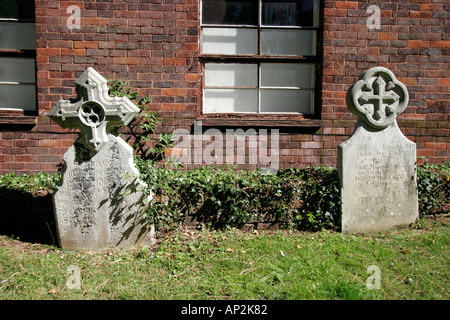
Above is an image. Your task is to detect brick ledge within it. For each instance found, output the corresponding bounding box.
[0,116,37,125]
[197,118,322,128]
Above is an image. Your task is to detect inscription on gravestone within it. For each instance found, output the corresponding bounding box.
[338,67,418,234]
[49,68,155,250]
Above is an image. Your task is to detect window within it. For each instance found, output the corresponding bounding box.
[0,0,36,112]
[201,0,320,114]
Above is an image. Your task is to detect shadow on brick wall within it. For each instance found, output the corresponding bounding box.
[0,188,57,246]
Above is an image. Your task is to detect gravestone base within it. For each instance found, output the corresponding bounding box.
[54,135,155,250]
[339,121,418,234]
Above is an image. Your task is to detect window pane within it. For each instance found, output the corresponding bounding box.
[202,0,258,25]
[0,57,35,83]
[262,0,316,27]
[204,88,258,113]
[260,63,314,88]
[205,63,257,87]
[261,29,315,56]
[260,89,313,113]
[0,84,36,110]
[202,27,258,55]
[0,0,35,20]
[0,21,36,50]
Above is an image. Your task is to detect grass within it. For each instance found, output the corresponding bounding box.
[0,217,449,300]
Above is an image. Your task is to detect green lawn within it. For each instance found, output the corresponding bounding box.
[0,217,448,300]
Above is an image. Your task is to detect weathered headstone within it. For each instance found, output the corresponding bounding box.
[48,67,155,250]
[338,67,418,234]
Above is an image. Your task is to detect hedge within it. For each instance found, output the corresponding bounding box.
[1,160,448,232]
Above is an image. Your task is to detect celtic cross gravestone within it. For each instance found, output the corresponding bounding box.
[49,67,155,250]
[338,67,418,234]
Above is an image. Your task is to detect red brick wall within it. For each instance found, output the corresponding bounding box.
[322,0,449,165]
[0,0,448,175]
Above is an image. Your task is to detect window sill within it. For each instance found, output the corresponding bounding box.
[0,49,36,57]
[197,117,322,128]
[0,115,37,125]
[199,54,317,63]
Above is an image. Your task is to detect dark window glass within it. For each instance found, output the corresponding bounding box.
[0,0,35,20]
[202,0,258,25]
[262,0,314,26]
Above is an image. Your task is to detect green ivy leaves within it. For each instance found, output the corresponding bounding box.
[1,161,448,233]
[417,159,449,215]
[0,172,61,194]
[107,78,173,162]
[137,164,342,232]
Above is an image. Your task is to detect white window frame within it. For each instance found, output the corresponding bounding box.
[203,62,315,114]
[200,0,320,115]
[0,12,37,112]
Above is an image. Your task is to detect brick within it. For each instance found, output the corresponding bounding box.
[115,42,138,50]
[15,140,39,147]
[417,149,435,157]
[407,40,430,48]
[420,4,444,11]
[83,18,109,26]
[2,163,26,171]
[116,26,139,34]
[14,155,37,162]
[429,41,450,48]
[153,35,175,43]
[380,33,397,40]
[164,58,186,66]
[36,48,61,56]
[335,1,359,9]
[83,34,107,42]
[86,49,109,57]
[73,41,99,49]
[301,142,322,149]
[162,88,188,96]
[61,48,85,56]
[410,11,433,19]
[114,11,139,19]
[114,57,139,65]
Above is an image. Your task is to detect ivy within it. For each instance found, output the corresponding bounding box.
[0,161,448,232]
[136,160,449,232]
[292,166,341,230]
[135,162,341,232]
[417,158,449,215]
[0,172,61,194]
[107,78,173,162]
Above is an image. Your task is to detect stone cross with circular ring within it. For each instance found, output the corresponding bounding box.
[346,67,409,130]
[48,67,139,155]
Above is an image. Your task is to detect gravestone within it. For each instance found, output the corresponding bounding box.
[338,67,418,234]
[48,67,155,250]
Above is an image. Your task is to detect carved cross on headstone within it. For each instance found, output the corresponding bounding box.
[347,67,408,130]
[48,67,139,155]
[359,76,400,122]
